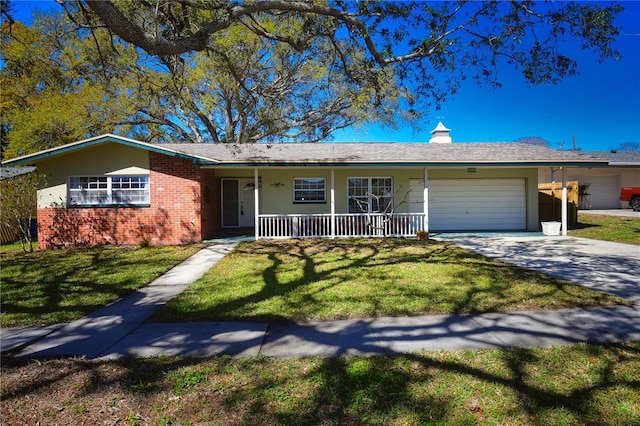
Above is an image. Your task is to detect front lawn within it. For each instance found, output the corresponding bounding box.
[571,213,640,245]
[154,239,626,323]
[0,243,205,327]
[2,341,638,425]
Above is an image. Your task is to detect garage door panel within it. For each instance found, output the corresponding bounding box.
[575,175,620,209]
[427,179,526,231]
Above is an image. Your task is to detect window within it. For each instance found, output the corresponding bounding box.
[348,177,393,213]
[69,175,149,206]
[293,178,326,203]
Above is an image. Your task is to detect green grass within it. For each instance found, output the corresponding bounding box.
[570,213,640,245]
[0,243,205,327]
[154,239,626,323]
[2,341,638,425]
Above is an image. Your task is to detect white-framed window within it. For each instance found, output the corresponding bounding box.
[293,177,326,203]
[68,175,150,206]
[348,177,393,213]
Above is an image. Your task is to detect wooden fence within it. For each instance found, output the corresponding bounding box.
[538,181,578,229]
[0,223,21,244]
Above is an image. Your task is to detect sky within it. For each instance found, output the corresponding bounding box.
[333,2,640,151]
[6,0,640,151]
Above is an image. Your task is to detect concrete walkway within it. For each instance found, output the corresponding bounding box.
[3,242,237,358]
[2,236,639,360]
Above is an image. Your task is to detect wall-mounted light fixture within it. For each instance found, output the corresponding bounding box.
[270,182,285,188]
[243,180,262,190]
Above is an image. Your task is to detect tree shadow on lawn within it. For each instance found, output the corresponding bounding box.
[450,237,640,303]
[158,239,386,322]
[1,342,638,424]
[0,246,195,327]
[158,238,621,323]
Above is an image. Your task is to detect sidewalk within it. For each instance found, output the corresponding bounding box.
[2,237,639,360]
[2,241,238,358]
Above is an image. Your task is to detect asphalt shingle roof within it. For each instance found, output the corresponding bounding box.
[584,150,640,165]
[0,134,617,168]
[158,142,609,166]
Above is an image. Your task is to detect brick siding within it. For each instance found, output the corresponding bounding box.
[38,153,217,248]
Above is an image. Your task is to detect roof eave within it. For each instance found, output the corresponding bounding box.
[204,160,610,168]
[1,134,218,167]
[607,162,640,167]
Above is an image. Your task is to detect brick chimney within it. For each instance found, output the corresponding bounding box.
[429,122,452,144]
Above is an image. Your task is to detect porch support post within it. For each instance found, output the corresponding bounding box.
[561,166,567,236]
[423,168,429,232]
[254,167,260,240]
[331,168,336,238]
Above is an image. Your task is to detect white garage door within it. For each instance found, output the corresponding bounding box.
[575,175,620,209]
[410,179,527,231]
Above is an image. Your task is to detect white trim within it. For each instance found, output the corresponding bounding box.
[254,168,260,240]
[331,168,335,238]
[423,168,429,232]
[347,176,394,213]
[68,174,149,206]
[561,167,568,236]
[292,177,327,203]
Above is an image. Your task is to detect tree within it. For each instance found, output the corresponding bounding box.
[614,142,640,152]
[123,22,404,144]
[351,184,412,238]
[1,9,405,152]
[63,1,623,86]
[1,1,625,151]
[0,16,143,158]
[0,169,47,252]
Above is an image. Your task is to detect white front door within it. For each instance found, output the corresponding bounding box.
[239,179,256,227]
[221,178,256,228]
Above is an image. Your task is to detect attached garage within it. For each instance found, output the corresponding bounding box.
[575,174,620,209]
[411,178,527,231]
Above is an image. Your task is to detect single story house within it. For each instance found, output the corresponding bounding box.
[539,150,640,210]
[2,124,609,248]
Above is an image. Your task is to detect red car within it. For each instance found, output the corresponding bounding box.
[620,187,640,211]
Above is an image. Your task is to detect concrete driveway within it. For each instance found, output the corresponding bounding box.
[579,209,639,218]
[440,235,640,303]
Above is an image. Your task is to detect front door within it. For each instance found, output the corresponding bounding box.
[221,178,256,228]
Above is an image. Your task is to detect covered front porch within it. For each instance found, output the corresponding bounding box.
[215,167,430,239]
[212,165,569,240]
[258,212,426,239]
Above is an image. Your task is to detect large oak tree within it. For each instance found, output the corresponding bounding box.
[1,1,623,153]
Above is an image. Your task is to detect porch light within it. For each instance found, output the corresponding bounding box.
[243,180,262,190]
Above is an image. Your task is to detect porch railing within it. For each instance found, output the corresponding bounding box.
[258,213,425,239]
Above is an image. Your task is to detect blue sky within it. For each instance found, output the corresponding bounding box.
[333,2,640,151]
[7,1,640,151]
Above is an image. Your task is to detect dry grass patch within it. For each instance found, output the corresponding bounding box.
[2,341,638,425]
